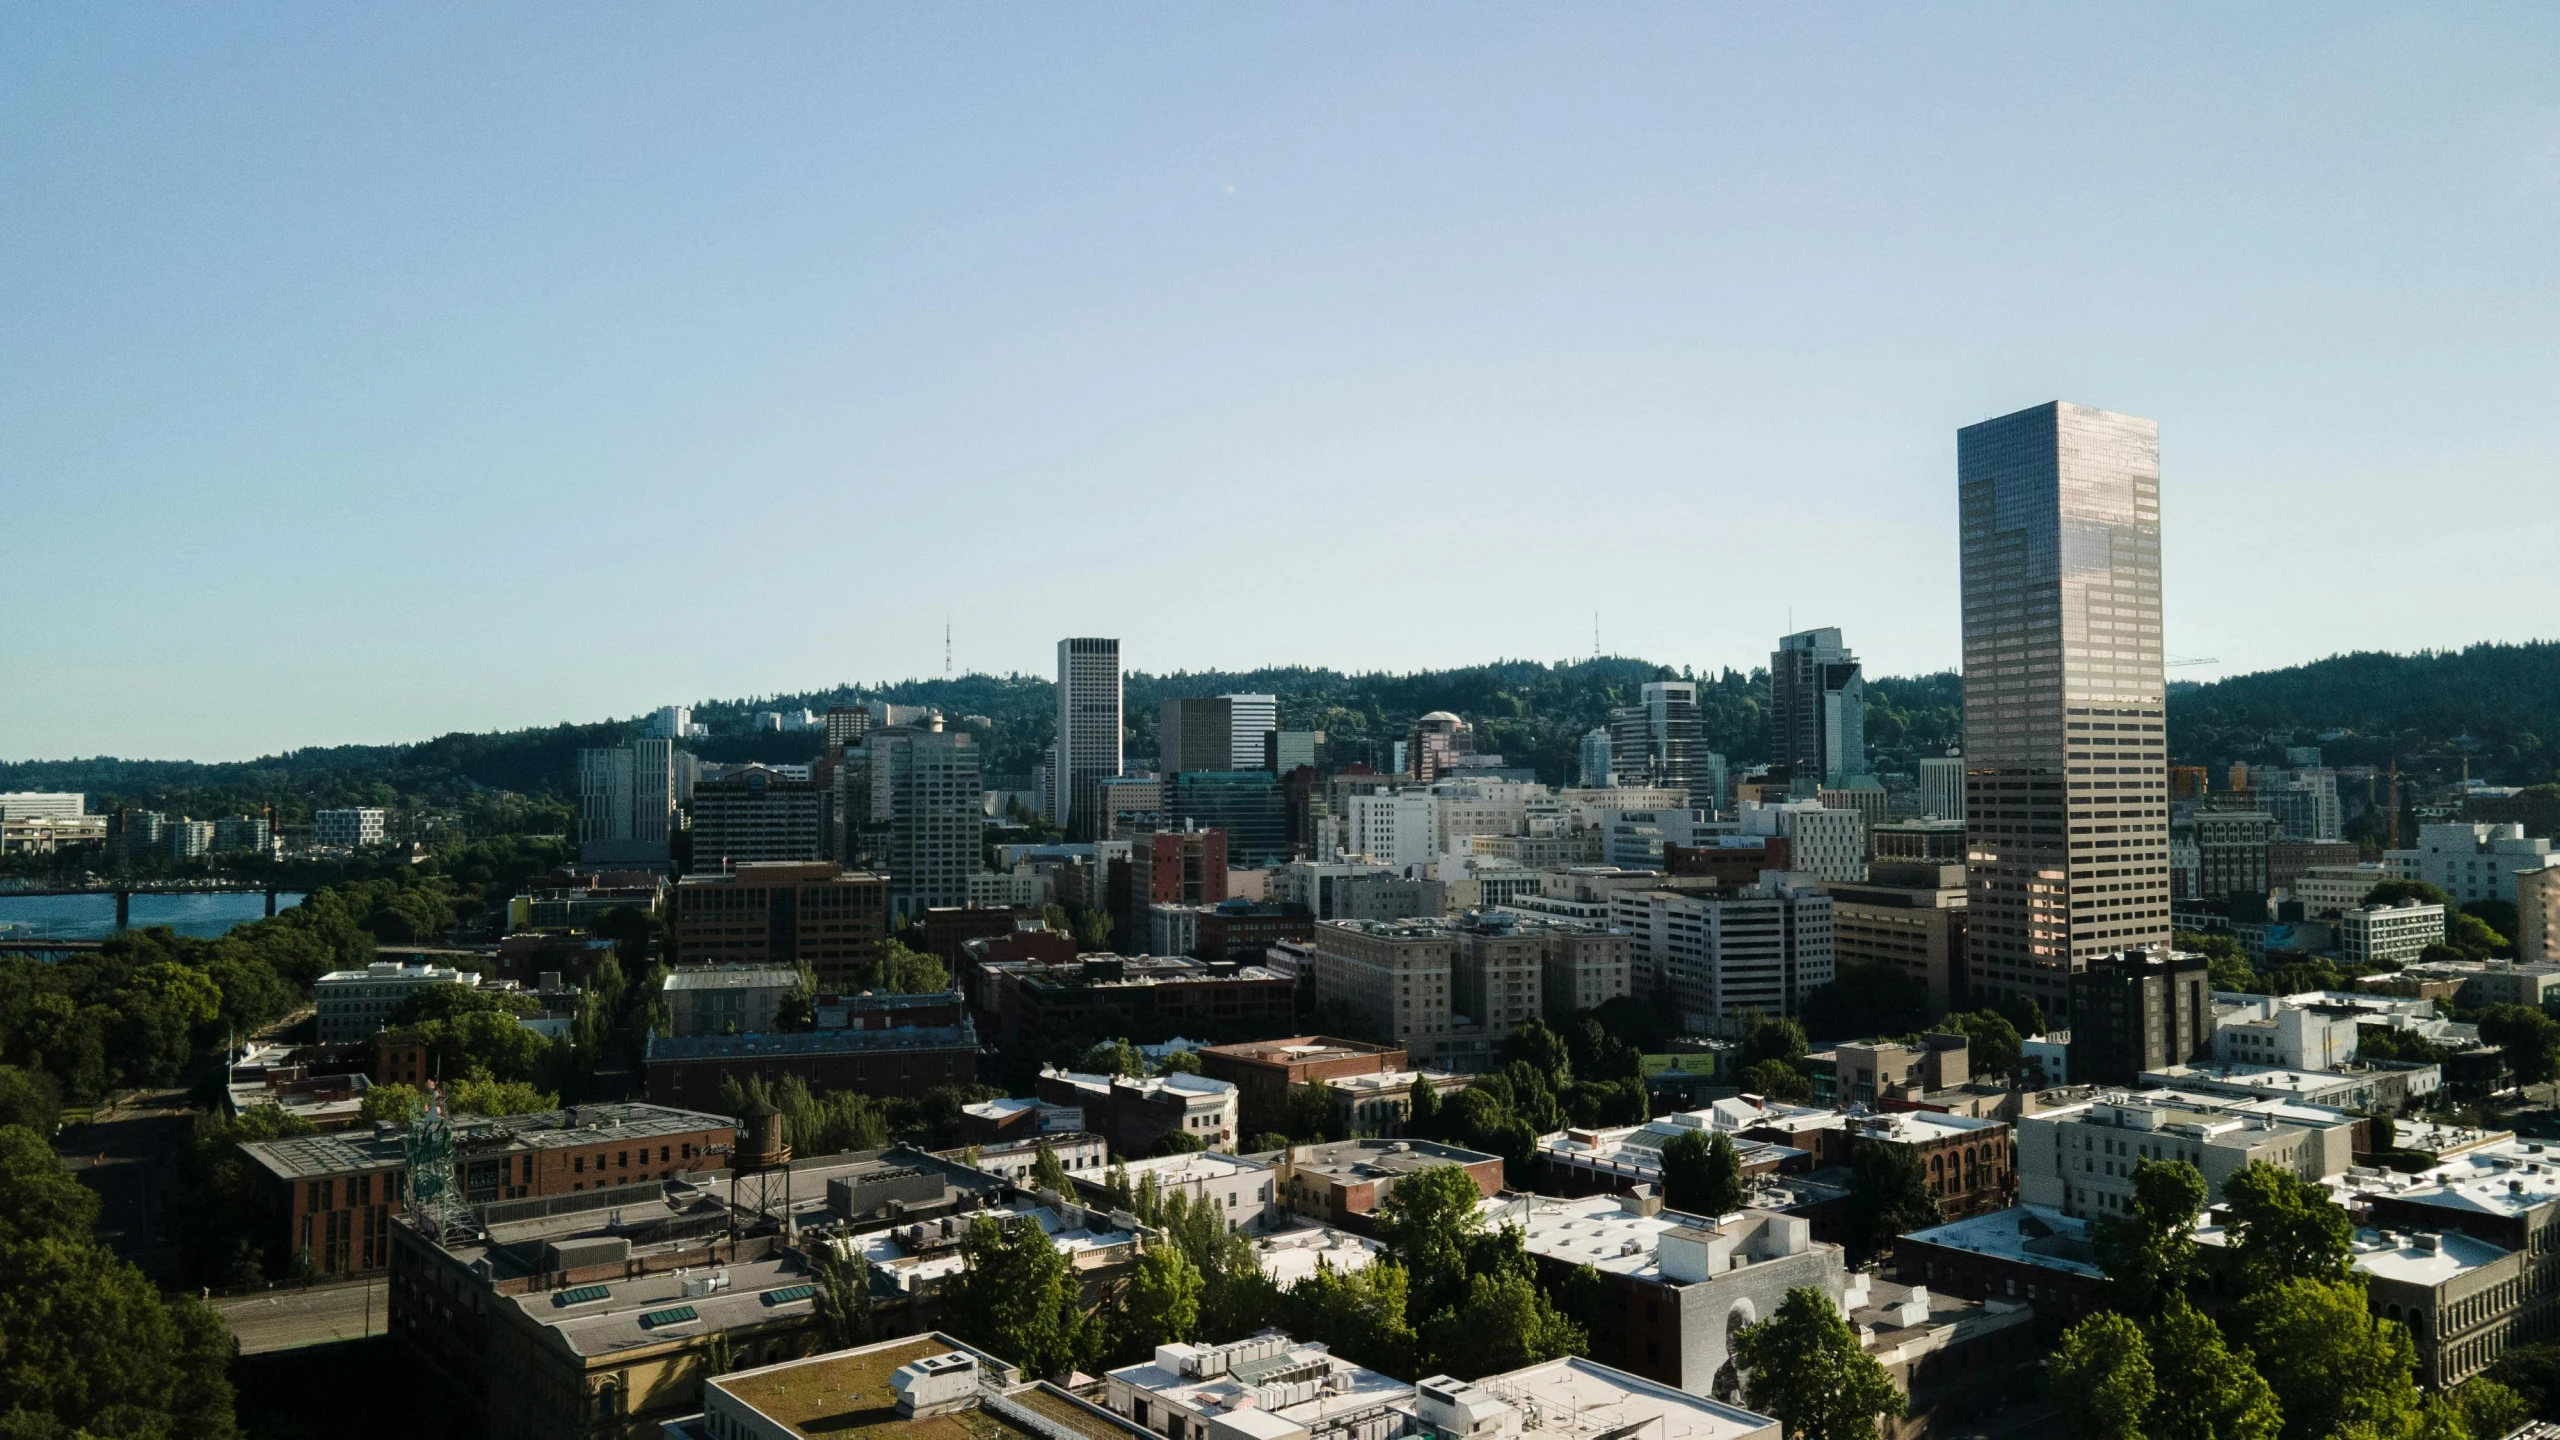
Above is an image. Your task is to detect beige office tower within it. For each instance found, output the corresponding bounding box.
[1055,637,1124,842]
[1958,402,2171,1023]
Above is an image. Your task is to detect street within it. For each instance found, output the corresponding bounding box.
[214,1278,390,1354]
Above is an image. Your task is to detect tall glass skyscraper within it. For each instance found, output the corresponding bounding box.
[1958,402,2171,1022]
[1769,627,1868,788]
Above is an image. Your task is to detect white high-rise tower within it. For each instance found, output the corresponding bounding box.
[1054,638,1123,841]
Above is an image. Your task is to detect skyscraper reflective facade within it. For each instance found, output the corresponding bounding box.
[1769,627,1867,788]
[1958,402,2171,1021]
[1609,681,1718,811]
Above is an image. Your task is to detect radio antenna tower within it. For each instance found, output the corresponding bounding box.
[944,617,952,679]
[1593,612,1601,661]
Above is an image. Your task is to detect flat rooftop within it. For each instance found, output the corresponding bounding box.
[1256,1137,1497,1181]
[1202,1037,1399,1065]
[1899,1205,2104,1279]
[1464,1356,1778,1440]
[713,1337,1038,1440]
[662,966,797,991]
[524,1251,818,1359]
[646,1023,977,1062]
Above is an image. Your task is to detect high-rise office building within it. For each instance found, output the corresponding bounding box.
[1160,697,1235,775]
[871,722,983,920]
[1054,638,1123,841]
[1958,401,2170,1022]
[1918,753,1966,822]
[1577,728,1614,788]
[1223,694,1278,771]
[578,737,677,866]
[1166,771,1287,867]
[688,766,822,871]
[1769,629,1867,788]
[1608,682,1717,811]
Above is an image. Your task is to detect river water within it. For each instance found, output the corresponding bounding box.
[0,891,307,942]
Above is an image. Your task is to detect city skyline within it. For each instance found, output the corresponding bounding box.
[6,9,2559,761]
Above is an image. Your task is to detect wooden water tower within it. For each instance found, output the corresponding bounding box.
[731,1097,793,1233]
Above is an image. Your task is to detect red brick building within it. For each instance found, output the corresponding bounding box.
[1196,901,1316,963]
[1265,1137,1504,1231]
[1130,829,1227,908]
[1198,1036,1407,1139]
[238,1102,736,1279]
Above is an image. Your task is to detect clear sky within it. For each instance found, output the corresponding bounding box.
[6,6,2557,762]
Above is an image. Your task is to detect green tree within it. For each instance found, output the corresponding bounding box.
[1115,1246,1203,1361]
[445,1075,558,1117]
[1281,1080,1338,1143]
[2220,1160,2352,1291]
[0,1125,100,1246]
[1933,1009,2022,1081]
[944,1214,1102,1378]
[2236,1277,2423,1440]
[2049,1313,2153,1440]
[1740,1058,1810,1102]
[357,1082,421,1126]
[390,980,536,1026]
[2145,1297,2280,1440]
[0,1065,62,1138]
[2446,1378,2530,1440]
[1375,1163,1487,1317]
[1502,1019,1573,1081]
[1149,1130,1207,1156]
[1733,1284,1906,1440]
[2178,930,2259,995]
[1845,1138,1941,1263]
[1155,1049,1203,1076]
[1031,1140,1075,1195]
[2364,879,2455,910]
[1406,1073,1443,1140]
[809,1243,876,1350]
[1281,1259,1416,1378]
[872,938,950,994]
[2478,1005,2560,1085]
[1660,1127,1745,1217]
[1739,1012,1809,1070]
[1081,1038,1147,1077]
[1554,1264,1624,1361]
[1424,1270,1587,1380]
[2091,1158,2207,1316]
[0,1125,239,1438]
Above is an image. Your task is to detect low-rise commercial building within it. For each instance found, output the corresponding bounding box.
[2209,995,2364,1070]
[645,1001,981,1108]
[2340,901,2448,967]
[1894,1205,2109,1341]
[980,956,1298,1054]
[1534,1113,1804,1197]
[1107,1333,1414,1440]
[1846,1111,2015,1221]
[1491,1191,1847,1400]
[1037,1068,1240,1156]
[1261,1138,1504,1230]
[1323,1069,1472,1140]
[314,807,387,850]
[662,966,797,1037]
[2017,1091,2357,1218]
[1822,863,1968,1017]
[1106,1151,1276,1231]
[241,1101,735,1281]
[314,961,484,1044]
[1197,1037,1408,1140]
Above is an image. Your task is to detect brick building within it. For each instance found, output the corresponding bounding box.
[669,862,888,989]
[1130,828,1228,909]
[1195,899,1316,962]
[238,1102,736,1279]
[1198,1036,1408,1139]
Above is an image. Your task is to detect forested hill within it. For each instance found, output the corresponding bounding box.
[2165,641,2560,782]
[9,640,2554,822]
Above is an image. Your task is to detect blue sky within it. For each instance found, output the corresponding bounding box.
[6,6,2557,761]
